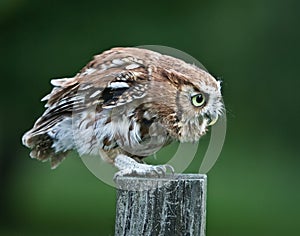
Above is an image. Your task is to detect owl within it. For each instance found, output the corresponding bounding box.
[22,47,224,177]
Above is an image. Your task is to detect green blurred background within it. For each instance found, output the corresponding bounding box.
[1,0,299,235]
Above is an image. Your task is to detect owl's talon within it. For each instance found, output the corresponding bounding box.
[113,168,135,180]
[165,164,175,174]
[153,166,165,176]
[114,154,175,178]
[151,168,161,177]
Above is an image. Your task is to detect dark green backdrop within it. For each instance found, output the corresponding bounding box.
[1,0,299,235]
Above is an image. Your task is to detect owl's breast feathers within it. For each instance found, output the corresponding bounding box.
[22,47,222,168]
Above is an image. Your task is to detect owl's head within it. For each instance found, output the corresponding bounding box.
[176,71,223,142]
[148,63,224,143]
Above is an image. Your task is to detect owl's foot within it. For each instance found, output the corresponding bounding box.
[113,154,174,179]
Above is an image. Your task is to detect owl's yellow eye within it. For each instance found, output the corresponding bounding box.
[191,94,205,107]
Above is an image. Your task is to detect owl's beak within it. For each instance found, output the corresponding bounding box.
[207,113,218,126]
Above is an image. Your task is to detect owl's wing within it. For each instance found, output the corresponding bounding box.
[101,71,148,108]
[22,53,150,167]
[32,52,150,130]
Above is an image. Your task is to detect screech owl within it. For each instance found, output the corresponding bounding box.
[22,47,224,177]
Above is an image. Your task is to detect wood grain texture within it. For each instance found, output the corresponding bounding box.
[115,174,207,236]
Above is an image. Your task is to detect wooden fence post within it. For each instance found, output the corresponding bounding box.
[114,174,207,236]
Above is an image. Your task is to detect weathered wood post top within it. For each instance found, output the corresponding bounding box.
[115,174,207,236]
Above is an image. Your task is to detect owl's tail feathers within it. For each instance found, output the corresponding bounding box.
[22,131,69,169]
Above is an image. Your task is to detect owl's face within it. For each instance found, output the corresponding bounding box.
[177,79,223,142]
[146,69,223,143]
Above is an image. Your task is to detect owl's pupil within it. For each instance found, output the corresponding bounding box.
[196,95,203,103]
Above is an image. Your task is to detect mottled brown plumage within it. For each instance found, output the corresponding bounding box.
[22,47,224,176]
